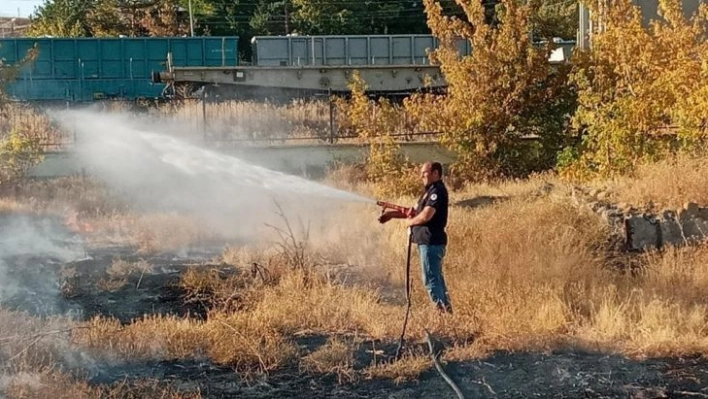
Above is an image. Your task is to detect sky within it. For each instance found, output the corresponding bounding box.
[0,0,45,18]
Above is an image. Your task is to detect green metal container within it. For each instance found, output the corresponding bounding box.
[0,37,239,102]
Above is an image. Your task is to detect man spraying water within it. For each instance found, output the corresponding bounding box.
[378,161,452,314]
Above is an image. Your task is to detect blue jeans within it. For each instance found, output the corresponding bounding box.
[418,244,451,311]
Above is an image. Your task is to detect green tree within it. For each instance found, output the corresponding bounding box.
[27,0,92,37]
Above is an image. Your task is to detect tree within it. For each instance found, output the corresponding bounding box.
[532,0,579,41]
[0,48,43,187]
[140,0,191,36]
[334,72,420,197]
[86,0,130,37]
[559,0,708,179]
[404,0,576,181]
[27,0,93,37]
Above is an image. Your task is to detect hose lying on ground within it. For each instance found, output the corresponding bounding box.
[424,329,465,399]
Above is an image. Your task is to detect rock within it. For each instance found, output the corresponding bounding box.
[662,209,676,220]
[699,207,708,219]
[625,214,661,251]
[684,202,700,217]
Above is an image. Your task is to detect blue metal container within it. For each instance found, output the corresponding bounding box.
[0,37,239,101]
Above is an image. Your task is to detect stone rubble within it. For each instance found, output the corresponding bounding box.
[570,186,708,252]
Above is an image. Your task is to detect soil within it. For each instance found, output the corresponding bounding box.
[2,215,708,398]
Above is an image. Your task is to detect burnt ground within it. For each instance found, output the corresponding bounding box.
[2,217,708,398]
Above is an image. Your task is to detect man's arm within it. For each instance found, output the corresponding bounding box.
[405,206,436,227]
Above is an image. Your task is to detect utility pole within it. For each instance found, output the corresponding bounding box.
[578,1,591,50]
[188,0,194,37]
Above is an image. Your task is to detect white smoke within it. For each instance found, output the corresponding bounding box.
[0,213,86,314]
[50,109,374,242]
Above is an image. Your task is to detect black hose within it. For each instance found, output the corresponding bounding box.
[425,329,466,399]
[394,229,413,360]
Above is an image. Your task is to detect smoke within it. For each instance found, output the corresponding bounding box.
[50,109,373,242]
[0,213,87,315]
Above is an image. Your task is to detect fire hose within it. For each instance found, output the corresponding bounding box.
[377,200,465,399]
[376,201,416,360]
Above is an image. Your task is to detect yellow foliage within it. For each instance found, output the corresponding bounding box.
[561,0,708,178]
[334,71,420,198]
[406,0,576,181]
[0,127,44,186]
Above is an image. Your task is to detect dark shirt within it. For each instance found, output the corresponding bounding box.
[411,180,449,246]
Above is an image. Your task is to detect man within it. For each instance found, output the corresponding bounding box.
[378,161,452,314]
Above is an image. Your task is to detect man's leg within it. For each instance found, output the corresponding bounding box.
[419,244,451,312]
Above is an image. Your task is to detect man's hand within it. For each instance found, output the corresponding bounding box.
[378,208,411,224]
[378,212,393,224]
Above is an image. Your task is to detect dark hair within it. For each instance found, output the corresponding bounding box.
[430,161,443,177]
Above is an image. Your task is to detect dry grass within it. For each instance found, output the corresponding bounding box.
[2,370,202,399]
[363,354,431,384]
[6,155,708,389]
[300,336,357,383]
[604,154,708,209]
[1,99,431,152]
[74,315,207,361]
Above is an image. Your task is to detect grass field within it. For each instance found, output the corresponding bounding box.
[2,152,708,397]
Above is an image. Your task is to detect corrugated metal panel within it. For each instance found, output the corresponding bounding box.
[252,34,470,67]
[0,37,239,102]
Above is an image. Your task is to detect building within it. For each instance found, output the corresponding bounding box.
[578,0,703,49]
[0,17,30,38]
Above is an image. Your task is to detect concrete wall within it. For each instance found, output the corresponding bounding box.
[625,203,708,251]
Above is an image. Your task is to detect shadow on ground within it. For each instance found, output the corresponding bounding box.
[454,196,510,209]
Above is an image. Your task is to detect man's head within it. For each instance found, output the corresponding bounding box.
[420,161,443,186]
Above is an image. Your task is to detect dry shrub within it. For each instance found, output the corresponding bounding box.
[0,104,68,151]
[166,99,331,143]
[2,371,201,399]
[179,265,258,311]
[1,176,127,217]
[322,162,371,195]
[363,354,430,384]
[243,269,400,338]
[300,337,356,383]
[0,310,77,371]
[73,315,207,361]
[205,313,299,373]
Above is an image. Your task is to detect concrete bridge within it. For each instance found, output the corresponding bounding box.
[29,141,458,178]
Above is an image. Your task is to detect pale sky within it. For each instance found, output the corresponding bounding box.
[0,0,46,18]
